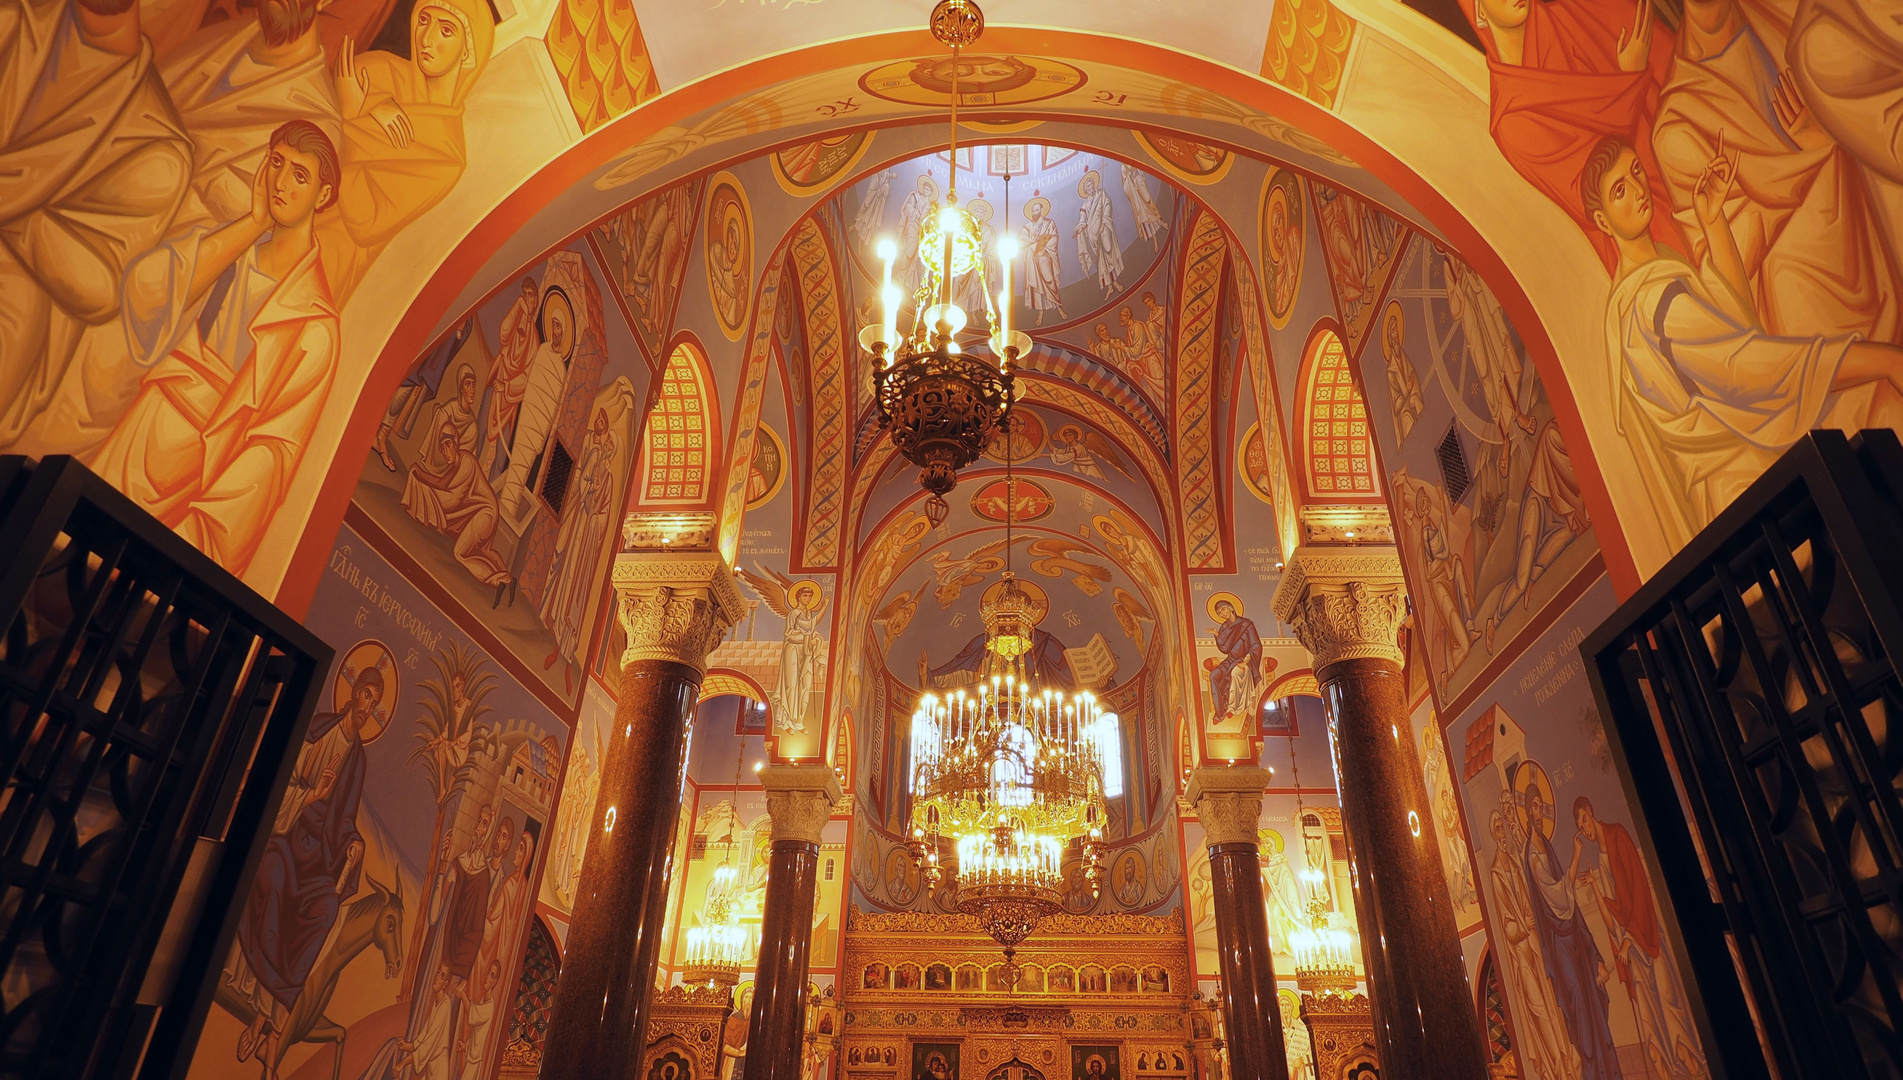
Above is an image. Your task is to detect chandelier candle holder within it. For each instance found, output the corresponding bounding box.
[682,863,749,987]
[860,0,1032,527]
[907,574,1118,964]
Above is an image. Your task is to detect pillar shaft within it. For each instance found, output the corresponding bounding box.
[744,766,841,1080]
[1274,547,1487,1080]
[1186,768,1289,1080]
[543,525,742,1080]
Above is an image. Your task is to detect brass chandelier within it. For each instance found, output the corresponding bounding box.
[1282,733,1359,998]
[683,739,755,987]
[861,0,1031,527]
[906,446,1117,965]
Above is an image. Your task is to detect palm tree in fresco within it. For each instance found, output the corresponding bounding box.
[400,642,497,1000]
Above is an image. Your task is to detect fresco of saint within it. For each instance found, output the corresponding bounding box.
[1019,195,1067,325]
[1207,596,1262,723]
[1074,169,1124,298]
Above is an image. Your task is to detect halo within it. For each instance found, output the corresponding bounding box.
[1259,827,1285,854]
[1077,169,1101,197]
[967,197,994,223]
[1383,299,1405,348]
[1511,760,1556,841]
[332,640,398,744]
[1024,196,1051,221]
[790,581,825,611]
[1265,185,1291,260]
[1206,592,1244,621]
[1055,423,1083,445]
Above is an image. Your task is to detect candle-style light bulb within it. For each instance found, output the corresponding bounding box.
[877,237,899,357]
[996,234,1018,349]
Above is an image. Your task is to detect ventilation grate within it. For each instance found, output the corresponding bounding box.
[539,438,575,515]
[1435,422,1472,504]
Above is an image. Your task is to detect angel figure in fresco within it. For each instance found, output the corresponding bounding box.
[896,172,939,297]
[1572,797,1707,1078]
[541,406,624,683]
[1121,162,1167,247]
[1074,169,1124,297]
[1019,195,1068,325]
[93,122,342,579]
[0,0,191,460]
[873,583,924,653]
[1051,424,1129,480]
[739,566,829,734]
[609,184,694,332]
[1206,597,1262,724]
[926,538,1011,607]
[1651,0,1902,346]
[1111,587,1154,654]
[1380,302,1425,444]
[318,0,493,304]
[852,168,896,251]
[478,278,541,474]
[1026,537,1112,597]
[1586,136,1903,551]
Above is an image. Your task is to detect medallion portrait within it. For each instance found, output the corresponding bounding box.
[705,174,753,341]
[860,55,1084,107]
[1259,168,1305,329]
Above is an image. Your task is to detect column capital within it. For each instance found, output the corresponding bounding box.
[759,764,842,845]
[1271,546,1407,670]
[1185,766,1270,847]
[613,512,745,676]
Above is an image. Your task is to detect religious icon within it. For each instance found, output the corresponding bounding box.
[1134,130,1232,182]
[1111,849,1147,908]
[1109,967,1139,993]
[924,963,953,990]
[1259,168,1305,329]
[1141,966,1170,993]
[737,566,828,735]
[1071,1046,1120,1080]
[912,1044,961,1080]
[864,962,891,989]
[1078,966,1108,993]
[858,55,1084,107]
[970,477,1054,523]
[772,131,873,194]
[1047,966,1076,993]
[705,176,753,341]
[1205,593,1263,726]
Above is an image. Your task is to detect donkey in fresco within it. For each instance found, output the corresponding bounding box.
[217,875,406,1080]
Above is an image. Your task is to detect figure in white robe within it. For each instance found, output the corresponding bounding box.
[1488,810,1578,1080]
[93,122,342,580]
[1073,170,1124,297]
[894,174,938,299]
[1018,197,1066,325]
[737,567,828,735]
[852,168,895,252]
[1121,162,1167,246]
[495,287,577,525]
[402,969,458,1080]
[1586,136,1903,552]
[540,410,620,669]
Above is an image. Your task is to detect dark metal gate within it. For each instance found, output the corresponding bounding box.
[1585,430,1903,1080]
[0,456,329,1080]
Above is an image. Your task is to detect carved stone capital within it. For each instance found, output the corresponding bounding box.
[760,764,842,845]
[612,551,744,676]
[1271,546,1407,670]
[1184,767,1270,847]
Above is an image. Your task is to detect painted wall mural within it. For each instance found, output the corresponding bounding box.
[185,525,566,1080]
[353,240,646,707]
[1357,237,1600,710]
[1452,578,1707,1080]
[1459,0,1903,568]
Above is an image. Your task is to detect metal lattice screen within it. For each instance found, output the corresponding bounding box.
[1586,431,1903,1080]
[0,457,328,1080]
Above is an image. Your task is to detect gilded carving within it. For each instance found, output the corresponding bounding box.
[613,552,745,674]
[1299,992,1379,1080]
[638,984,734,1080]
[1183,768,1269,848]
[1271,547,1407,669]
[762,764,842,845]
[845,905,1184,937]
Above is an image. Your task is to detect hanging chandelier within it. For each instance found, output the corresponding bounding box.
[906,453,1116,965]
[1281,734,1359,999]
[860,0,1031,527]
[683,740,757,987]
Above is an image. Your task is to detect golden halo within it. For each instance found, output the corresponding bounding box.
[332,639,398,744]
[790,581,825,611]
[1383,300,1405,349]
[1077,169,1102,197]
[1511,760,1556,842]
[1206,592,1244,621]
[1055,423,1083,445]
[967,197,994,223]
[1024,196,1052,221]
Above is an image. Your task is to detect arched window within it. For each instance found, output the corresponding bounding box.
[638,342,715,505]
[1298,328,1377,497]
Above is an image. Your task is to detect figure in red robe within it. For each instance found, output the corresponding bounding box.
[1463,0,1687,270]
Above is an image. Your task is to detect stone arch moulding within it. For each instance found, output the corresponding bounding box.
[276,28,1640,617]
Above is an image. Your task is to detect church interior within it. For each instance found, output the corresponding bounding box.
[3,1,1903,1080]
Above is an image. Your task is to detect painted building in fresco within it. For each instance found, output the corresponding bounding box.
[4,0,1899,1078]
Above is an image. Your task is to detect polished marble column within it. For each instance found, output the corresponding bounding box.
[1184,766,1289,1080]
[743,765,841,1080]
[543,519,743,1080]
[1273,546,1486,1080]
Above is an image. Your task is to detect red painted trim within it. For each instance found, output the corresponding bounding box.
[280,28,1641,617]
